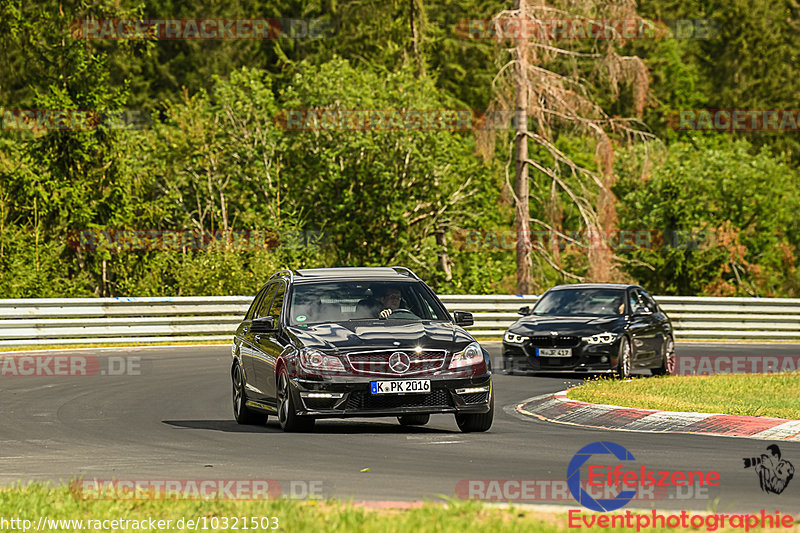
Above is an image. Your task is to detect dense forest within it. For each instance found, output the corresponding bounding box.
[1,0,799,297]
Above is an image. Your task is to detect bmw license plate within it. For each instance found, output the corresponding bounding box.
[537,348,572,358]
[370,380,431,394]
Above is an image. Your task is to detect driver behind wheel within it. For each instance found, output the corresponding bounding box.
[377,287,402,318]
[355,286,405,318]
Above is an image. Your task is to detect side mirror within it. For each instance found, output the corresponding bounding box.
[453,311,474,327]
[251,316,276,333]
[633,306,652,317]
[518,306,531,316]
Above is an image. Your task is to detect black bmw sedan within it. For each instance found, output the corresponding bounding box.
[231,267,493,432]
[502,284,675,377]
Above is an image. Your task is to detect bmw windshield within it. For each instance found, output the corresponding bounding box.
[532,288,626,317]
[288,281,450,326]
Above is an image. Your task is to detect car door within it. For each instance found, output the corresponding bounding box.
[626,288,649,363]
[237,286,264,383]
[640,288,670,357]
[630,288,660,363]
[243,283,276,399]
[252,280,287,405]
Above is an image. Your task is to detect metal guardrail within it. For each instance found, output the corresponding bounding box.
[439,295,800,341]
[1,295,799,346]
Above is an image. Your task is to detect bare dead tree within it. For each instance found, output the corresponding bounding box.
[513,0,532,294]
[483,0,656,291]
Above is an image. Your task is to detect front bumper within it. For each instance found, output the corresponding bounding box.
[502,340,620,373]
[288,376,492,418]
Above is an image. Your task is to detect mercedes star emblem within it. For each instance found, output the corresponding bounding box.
[388,352,411,374]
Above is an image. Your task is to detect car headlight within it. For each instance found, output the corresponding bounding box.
[503,331,529,344]
[448,342,484,369]
[582,332,619,345]
[298,349,345,372]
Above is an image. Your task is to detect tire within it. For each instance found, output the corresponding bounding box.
[397,414,430,426]
[277,368,315,432]
[232,364,266,425]
[616,337,632,379]
[455,394,494,433]
[652,336,676,376]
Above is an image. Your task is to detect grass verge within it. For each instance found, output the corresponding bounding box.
[568,373,800,419]
[4,484,800,532]
[0,340,230,353]
[0,484,564,533]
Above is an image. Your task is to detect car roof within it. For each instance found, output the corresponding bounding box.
[548,283,640,291]
[271,267,421,283]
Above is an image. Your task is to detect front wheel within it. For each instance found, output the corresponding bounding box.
[616,337,632,379]
[277,369,315,432]
[232,364,266,425]
[455,395,494,433]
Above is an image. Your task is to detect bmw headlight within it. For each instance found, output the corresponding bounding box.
[298,348,345,372]
[448,342,484,369]
[582,332,619,345]
[503,331,529,344]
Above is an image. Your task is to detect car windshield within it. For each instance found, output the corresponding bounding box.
[288,281,450,326]
[532,288,626,317]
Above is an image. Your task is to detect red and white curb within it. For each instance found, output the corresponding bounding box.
[516,390,800,441]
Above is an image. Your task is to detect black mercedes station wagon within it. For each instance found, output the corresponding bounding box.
[502,284,675,377]
[231,267,493,432]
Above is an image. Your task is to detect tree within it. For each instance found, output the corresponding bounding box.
[278,58,491,273]
[615,136,800,296]
[0,1,144,296]
[484,0,653,292]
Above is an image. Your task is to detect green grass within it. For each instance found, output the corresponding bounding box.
[0,340,230,353]
[4,484,800,532]
[568,373,800,419]
[0,484,565,533]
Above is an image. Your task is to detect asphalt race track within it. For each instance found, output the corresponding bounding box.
[2,342,800,513]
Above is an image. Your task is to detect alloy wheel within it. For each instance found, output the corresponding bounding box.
[617,338,632,378]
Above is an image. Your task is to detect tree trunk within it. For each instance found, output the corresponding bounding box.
[513,0,532,294]
[589,136,617,282]
[435,228,453,282]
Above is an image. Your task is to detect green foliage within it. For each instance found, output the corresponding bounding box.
[2,0,800,298]
[615,136,800,296]
[279,59,493,270]
[637,0,800,160]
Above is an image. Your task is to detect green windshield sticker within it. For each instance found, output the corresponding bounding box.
[297,315,307,322]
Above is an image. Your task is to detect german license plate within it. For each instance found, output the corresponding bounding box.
[370,380,431,394]
[537,348,572,358]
